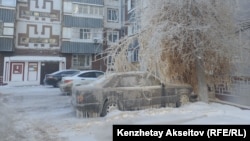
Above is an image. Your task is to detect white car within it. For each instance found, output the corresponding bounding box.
[59,70,104,95]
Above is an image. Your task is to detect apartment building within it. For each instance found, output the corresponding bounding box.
[126,0,140,63]
[0,0,126,86]
[61,0,104,71]
[3,0,66,86]
[0,0,16,84]
[103,0,126,70]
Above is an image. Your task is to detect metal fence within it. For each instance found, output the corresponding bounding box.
[213,75,250,107]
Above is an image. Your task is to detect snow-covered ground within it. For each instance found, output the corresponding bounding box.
[0,85,250,141]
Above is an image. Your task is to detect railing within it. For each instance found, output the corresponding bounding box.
[213,75,250,107]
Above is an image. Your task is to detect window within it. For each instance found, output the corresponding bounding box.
[0,0,16,7]
[79,72,96,78]
[127,0,135,11]
[72,54,92,68]
[108,31,119,42]
[129,39,139,62]
[80,29,91,39]
[0,21,3,35]
[73,4,78,13]
[99,7,103,16]
[132,48,139,62]
[96,72,104,77]
[108,8,118,22]
[131,0,135,9]
[73,4,103,16]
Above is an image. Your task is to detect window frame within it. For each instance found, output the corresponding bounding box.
[80,28,91,39]
[107,8,119,22]
[72,54,92,68]
[72,4,103,16]
[108,31,119,43]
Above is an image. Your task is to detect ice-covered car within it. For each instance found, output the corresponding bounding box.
[59,70,104,95]
[71,71,196,118]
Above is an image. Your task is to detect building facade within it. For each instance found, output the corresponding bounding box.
[0,0,126,86]
[0,0,16,84]
[103,0,126,70]
[3,0,66,86]
[62,0,104,71]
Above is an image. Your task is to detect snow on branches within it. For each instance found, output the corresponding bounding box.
[102,0,238,94]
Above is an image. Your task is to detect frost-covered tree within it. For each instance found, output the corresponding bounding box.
[103,0,238,103]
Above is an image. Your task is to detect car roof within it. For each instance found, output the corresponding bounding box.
[51,69,80,74]
[78,70,104,73]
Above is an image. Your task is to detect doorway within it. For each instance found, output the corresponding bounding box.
[40,62,59,84]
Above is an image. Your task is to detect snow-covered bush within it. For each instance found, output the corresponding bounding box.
[102,0,238,101]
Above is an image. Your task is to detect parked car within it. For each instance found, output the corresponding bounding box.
[71,71,197,118]
[44,69,80,87]
[59,70,104,95]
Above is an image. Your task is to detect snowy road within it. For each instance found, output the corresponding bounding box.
[1,85,250,141]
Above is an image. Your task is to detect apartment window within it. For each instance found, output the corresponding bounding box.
[99,7,103,16]
[0,21,3,35]
[128,39,139,62]
[108,31,119,42]
[72,54,92,68]
[73,4,78,13]
[78,5,88,14]
[128,0,135,11]
[131,48,139,62]
[131,0,135,9]
[108,8,118,22]
[80,29,91,39]
[73,4,103,16]
[0,0,16,6]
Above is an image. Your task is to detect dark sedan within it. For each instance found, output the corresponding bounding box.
[44,69,80,87]
[72,71,197,118]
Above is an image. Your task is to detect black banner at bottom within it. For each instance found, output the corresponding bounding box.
[113,125,250,140]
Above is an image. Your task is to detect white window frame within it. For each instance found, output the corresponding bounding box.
[108,31,119,43]
[127,0,135,11]
[73,4,103,16]
[80,28,91,39]
[130,47,139,62]
[107,8,119,22]
[72,54,92,68]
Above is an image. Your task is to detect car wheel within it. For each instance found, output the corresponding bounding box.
[176,94,190,107]
[100,100,118,117]
[53,81,60,88]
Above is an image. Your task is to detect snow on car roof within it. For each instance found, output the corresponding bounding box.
[76,71,152,88]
